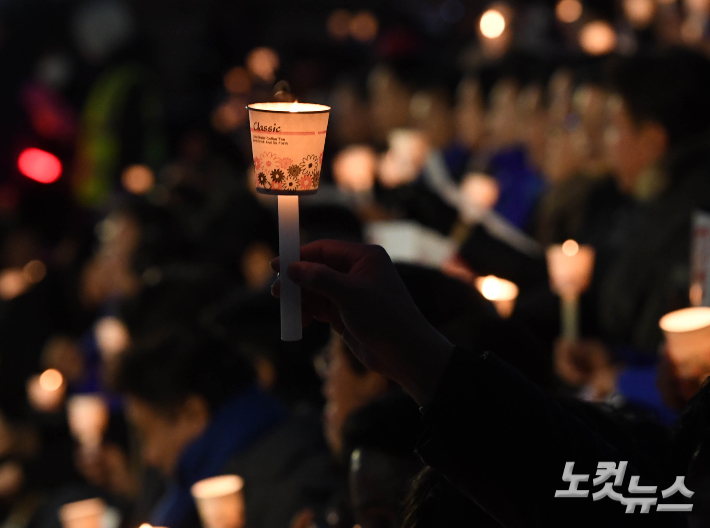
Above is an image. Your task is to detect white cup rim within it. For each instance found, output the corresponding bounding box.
[659,306,710,334]
[191,475,244,499]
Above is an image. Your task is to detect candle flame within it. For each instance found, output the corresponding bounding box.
[39,369,63,392]
[476,275,519,302]
[561,239,579,257]
[289,101,299,112]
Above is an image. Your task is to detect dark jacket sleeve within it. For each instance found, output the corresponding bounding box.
[415,347,683,528]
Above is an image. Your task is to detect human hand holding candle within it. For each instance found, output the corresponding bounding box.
[546,240,595,339]
[248,102,330,341]
[378,129,428,189]
[191,475,246,528]
[459,173,500,225]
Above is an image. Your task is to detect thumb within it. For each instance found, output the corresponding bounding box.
[287,261,352,305]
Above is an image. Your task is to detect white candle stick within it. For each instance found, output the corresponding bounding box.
[278,195,302,341]
[561,295,580,340]
[546,240,595,340]
[247,102,330,342]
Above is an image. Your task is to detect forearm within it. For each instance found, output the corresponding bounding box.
[415,347,675,528]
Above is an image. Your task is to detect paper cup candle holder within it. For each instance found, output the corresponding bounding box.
[247,102,330,341]
[546,240,595,340]
[660,306,710,379]
[191,475,246,528]
[59,498,106,528]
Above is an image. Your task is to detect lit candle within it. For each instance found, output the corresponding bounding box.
[66,394,109,452]
[659,306,710,380]
[27,369,65,413]
[191,475,246,528]
[59,498,106,528]
[247,102,330,341]
[475,275,519,318]
[546,240,595,339]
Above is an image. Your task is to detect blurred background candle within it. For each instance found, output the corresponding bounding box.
[247,102,330,341]
[66,394,109,452]
[659,307,710,397]
[26,368,65,413]
[475,275,518,318]
[59,498,106,528]
[191,475,246,528]
[546,240,595,339]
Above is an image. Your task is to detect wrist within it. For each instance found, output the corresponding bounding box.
[398,331,455,406]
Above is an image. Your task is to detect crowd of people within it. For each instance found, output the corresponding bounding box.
[2,0,710,527]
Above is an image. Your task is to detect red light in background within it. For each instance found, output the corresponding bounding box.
[17,148,62,184]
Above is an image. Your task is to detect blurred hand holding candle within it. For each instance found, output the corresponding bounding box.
[475,275,518,318]
[332,145,377,196]
[27,368,65,413]
[459,172,500,225]
[191,475,246,528]
[67,394,109,452]
[546,240,595,339]
[247,102,330,341]
[660,307,710,400]
[378,129,428,189]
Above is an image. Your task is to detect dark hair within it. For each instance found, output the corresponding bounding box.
[609,48,710,148]
[115,326,255,415]
[402,467,503,528]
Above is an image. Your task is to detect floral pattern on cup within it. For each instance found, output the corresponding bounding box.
[254,152,321,193]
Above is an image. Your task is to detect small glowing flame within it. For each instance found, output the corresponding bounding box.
[39,369,63,391]
[476,275,519,302]
[480,9,506,39]
[562,239,579,257]
[289,101,299,113]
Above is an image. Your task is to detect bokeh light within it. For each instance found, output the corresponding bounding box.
[211,98,248,133]
[39,369,63,392]
[0,269,29,300]
[480,9,506,38]
[17,148,62,184]
[623,0,656,28]
[332,145,378,193]
[223,66,252,95]
[95,316,130,359]
[681,15,705,43]
[327,9,352,40]
[562,239,580,256]
[476,275,519,302]
[246,47,279,83]
[685,0,710,15]
[350,11,379,42]
[23,260,46,283]
[121,164,155,195]
[579,20,617,55]
[556,0,583,23]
